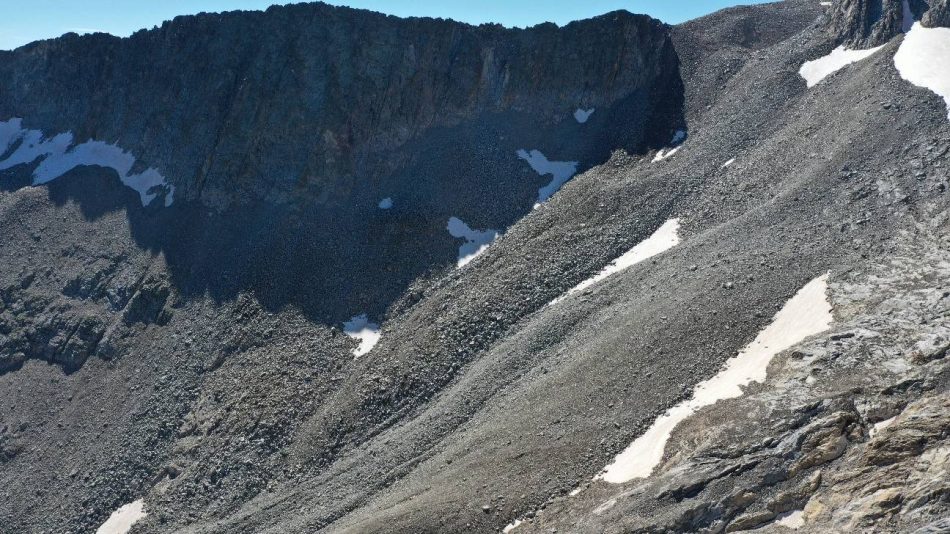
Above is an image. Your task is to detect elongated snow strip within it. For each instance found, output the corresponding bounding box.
[598,275,833,483]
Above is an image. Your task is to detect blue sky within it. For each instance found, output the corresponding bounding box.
[0,0,771,50]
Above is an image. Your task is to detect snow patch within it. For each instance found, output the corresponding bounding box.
[776,510,806,530]
[894,23,950,120]
[574,108,595,123]
[516,149,578,206]
[652,130,686,162]
[502,519,522,533]
[0,118,174,206]
[599,275,833,483]
[96,500,147,534]
[378,197,393,209]
[798,45,885,88]
[343,314,381,357]
[447,216,499,267]
[870,416,897,437]
[652,146,680,162]
[551,219,680,306]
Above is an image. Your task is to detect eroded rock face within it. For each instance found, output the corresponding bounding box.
[0,2,679,210]
[827,0,928,47]
[922,0,950,27]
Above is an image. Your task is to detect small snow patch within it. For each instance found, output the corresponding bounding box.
[599,275,833,483]
[551,219,680,306]
[574,108,595,123]
[378,197,393,209]
[894,23,950,120]
[516,149,578,206]
[343,314,381,357]
[0,118,174,206]
[447,216,499,267]
[652,131,686,163]
[502,519,522,533]
[652,146,680,162]
[799,45,884,88]
[776,510,806,530]
[96,500,146,534]
[870,416,897,437]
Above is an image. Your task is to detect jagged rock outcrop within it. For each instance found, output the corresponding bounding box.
[922,0,950,26]
[827,0,928,47]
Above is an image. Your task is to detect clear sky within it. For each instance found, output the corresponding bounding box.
[0,0,771,51]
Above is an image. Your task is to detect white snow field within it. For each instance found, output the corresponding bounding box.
[599,275,833,483]
[343,314,382,357]
[96,500,147,534]
[516,149,579,206]
[798,45,885,87]
[574,108,595,123]
[894,23,950,120]
[0,118,174,206]
[447,216,499,267]
[550,219,681,306]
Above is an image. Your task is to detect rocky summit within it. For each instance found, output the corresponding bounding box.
[0,1,949,533]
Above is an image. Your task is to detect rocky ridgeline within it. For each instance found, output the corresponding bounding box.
[0,2,678,209]
[828,0,949,46]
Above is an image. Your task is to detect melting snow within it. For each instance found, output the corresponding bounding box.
[894,23,950,120]
[378,197,393,209]
[599,275,833,483]
[0,118,174,206]
[798,45,885,88]
[447,216,499,267]
[516,149,578,206]
[96,500,146,534]
[343,314,381,357]
[550,219,681,306]
[574,108,595,123]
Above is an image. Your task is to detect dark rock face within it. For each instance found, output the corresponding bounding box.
[827,0,928,46]
[0,2,682,333]
[0,3,678,209]
[923,0,950,26]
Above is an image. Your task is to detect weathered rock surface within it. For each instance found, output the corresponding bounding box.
[827,0,927,46]
[1,0,950,533]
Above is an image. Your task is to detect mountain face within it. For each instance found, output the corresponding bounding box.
[0,3,681,368]
[1,1,950,533]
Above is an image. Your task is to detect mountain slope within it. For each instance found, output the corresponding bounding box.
[1,1,950,533]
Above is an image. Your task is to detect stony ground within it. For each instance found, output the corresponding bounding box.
[1,1,949,533]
